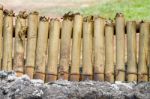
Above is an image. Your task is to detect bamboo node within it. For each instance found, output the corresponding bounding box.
[3,9,15,16]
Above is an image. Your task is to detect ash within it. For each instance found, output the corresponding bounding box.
[0,71,149,99]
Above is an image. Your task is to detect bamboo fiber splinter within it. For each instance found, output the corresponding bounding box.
[70,14,83,81]
[58,14,73,80]
[34,16,49,80]
[115,13,125,81]
[2,9,14,71]
[14,11,27,77]
[127,21,137,81]
[93,17,105,81]
[46,19,60,82]
[82,17,93,80]
[0,5,3,70]
[138,22,149,82]
[25,11,39,79]
[105,20,114,82]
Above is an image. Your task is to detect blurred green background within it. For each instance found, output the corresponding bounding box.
[1,0,150,20]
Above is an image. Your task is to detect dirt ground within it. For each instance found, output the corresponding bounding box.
[0,71,149,99]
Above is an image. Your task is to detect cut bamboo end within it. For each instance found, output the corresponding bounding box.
[46,74,57,82]
[40,16,49,22]
[82,75,92,81]
[70,74,80,81]
[25,66,34,79]
[34,72,45,81]
[3,9,15,16]
[17,11,28,19]
[29,11,39,15]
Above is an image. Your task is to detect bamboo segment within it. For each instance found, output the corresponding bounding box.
[14,11,27,77]
[70,14,83,81]
[138,22,149,82]
[58,16,73,80]
[2,10,14,71]
[127,21,137,82]
[105,20,114,83]
[34,17,49,81]
[25,12,39,79]
[0,5,3,70]
[115,13,125,81]
[46,19,60,82]
[82,19,93,80]
[93,17,105,81]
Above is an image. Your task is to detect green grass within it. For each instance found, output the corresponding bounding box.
[80,0,150,20]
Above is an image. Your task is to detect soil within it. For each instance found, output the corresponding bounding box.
[0,71,149,99]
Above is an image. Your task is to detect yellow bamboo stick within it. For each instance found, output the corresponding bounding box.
[138,22,149,82]
[25,11,39,79]
[2,9,14,71]
[46,18,60,82]
[0,5,3,70]
[70,14,83,81]
[14,11,27,77]
[34,16,49,81]
[105,20,114,83]
[127,21,137,82]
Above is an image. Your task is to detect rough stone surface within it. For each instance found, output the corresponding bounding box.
[0,71,149,99]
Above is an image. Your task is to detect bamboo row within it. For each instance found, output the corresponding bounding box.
[0,5,3,70]
[13,11,27,77]
[25,11,39,79]
[34,16,49,80]
[2,10,14,71]
[46,19,60,82]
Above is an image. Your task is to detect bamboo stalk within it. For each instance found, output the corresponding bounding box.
[70,14,83,81]
[138,22,149,82]
[13,11,27,77]
[105,20,114,83]
[115,13,125,81]
[25,11,39,79]
[2,9,14,71]
[34,16,49,81]
[127,21,137,82]
[82,17,93,80]
[0,5,3,70]
[58,15,73,80]
[93,17,105,81]
[46,19,60,82]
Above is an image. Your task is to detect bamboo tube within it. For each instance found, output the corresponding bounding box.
[115,13,125,81]
[127,21,137,82]
[2,10,14,71]
[58,15,73,80]
[13,11,27,77]
[25,11,39,79]
[82,18,93,80]
[46,19,60,82]
[105,20,114,83]
[93,17,105,81]
[34,16,49,81]
[70,14,83,81]
[0,5,3,70]
[138,22,149,82]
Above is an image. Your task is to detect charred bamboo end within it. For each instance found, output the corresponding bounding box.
[29,11,39,15]
[17,11,28,19]
[40,16,49,22]
[83,16,94,22]
[115,12,124,18]
[3,9,15,16]
[0,4,3,10]
[63,11,74,21]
